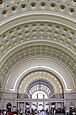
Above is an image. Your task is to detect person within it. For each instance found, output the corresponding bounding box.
[7,111,12,115]
[33,110,38,115]
[13,111,17,115]
[42,109,45,115]
[65,107,69,115]
[54,109,56,114]
[0,109,2,115]
[25,110,30,115]
[31,108,34,115]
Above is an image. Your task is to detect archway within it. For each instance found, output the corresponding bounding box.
[17,70,64,111]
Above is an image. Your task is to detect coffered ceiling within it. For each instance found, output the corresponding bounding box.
[0,0,76,93]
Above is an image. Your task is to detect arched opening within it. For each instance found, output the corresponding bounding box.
[32,91,48,111]
[17,70,64,112]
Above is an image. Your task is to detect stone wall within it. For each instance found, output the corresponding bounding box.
[64,92,76,108]
[0,91,17,109]
[0,91,76,110]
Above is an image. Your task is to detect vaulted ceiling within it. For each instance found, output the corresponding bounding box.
[0,0,76,93]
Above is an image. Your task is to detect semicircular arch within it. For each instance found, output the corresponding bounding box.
[4,57,76,93]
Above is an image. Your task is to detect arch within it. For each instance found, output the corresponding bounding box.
[18,70,64,95]
[0,0,76,110]
[4,58,75,93]
[27,78,54,93]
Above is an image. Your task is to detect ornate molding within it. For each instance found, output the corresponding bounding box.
[1,45,76,80]
[19,71,63,94]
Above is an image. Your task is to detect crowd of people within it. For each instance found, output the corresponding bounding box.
[0,107,76,115]
[0,109,39,115]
